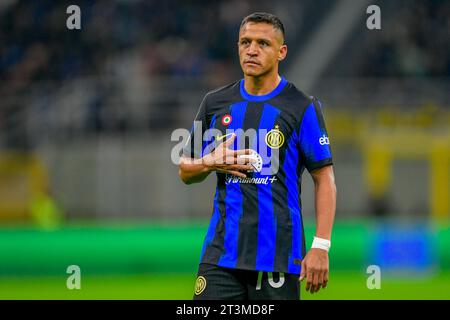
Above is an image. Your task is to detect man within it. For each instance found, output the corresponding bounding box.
[179,12,336,300]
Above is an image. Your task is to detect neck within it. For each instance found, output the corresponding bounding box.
[244,71,281,96]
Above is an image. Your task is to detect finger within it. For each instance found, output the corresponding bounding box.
[223,157,248,166]
[306,271,313,292]
[233,149,253,156]
[223,133,236,147]
[299,260,306,281]
[223,156,237,165]
[234,157,256,166]
[311,271,319,293]
[317,271,325,292]
[225,155,240,165]
[322,270,329,289]
[227,164,254,171]
[313,271,323,293]
[312,269,323,293]
[226,154,256,165]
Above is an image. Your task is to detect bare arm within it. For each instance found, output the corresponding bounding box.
[179,134,254,185]
[300,165,336,294]
[178,156,212,185]
[311,165,336,240]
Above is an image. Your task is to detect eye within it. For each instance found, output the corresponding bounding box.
[259,41,269,47]
[240,39,249,45]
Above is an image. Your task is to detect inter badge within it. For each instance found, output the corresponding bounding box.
[265,125,285,149]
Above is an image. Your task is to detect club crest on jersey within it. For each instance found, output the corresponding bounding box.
[194,276,207,295]
[265,125,285,149]
[221,114,232,126]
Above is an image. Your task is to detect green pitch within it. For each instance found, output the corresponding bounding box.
[1,222,449,300]
[1,271,449,300]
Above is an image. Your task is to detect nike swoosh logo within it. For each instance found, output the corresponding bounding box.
[215,133,234,141]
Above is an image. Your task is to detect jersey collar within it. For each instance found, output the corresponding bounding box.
[239,76,287,102]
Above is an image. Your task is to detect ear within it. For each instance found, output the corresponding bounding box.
[278,44,287,61]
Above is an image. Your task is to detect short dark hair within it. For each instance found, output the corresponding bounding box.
[240,12,285,40]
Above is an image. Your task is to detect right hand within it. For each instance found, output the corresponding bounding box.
[202,134,254,178]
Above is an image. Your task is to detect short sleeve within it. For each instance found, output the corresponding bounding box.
[182,95,209,159]
[298,98,333,172]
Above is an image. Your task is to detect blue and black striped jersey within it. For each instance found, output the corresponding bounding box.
[183,77,333,275]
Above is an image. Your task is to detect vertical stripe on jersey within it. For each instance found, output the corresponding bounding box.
[184,120,200,158]
[200,186,220,261]
[255,103,281,271]
[204,180,227,263]
[199,114,219,261]
[284,130,303,274]
[201,114,217,156]
[218,101,247,268]
[272,117,296,274]
[236,102,264,269]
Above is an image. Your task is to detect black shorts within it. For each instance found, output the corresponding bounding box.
[193,263,300,300]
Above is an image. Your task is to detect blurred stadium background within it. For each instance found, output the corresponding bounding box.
[0,0,449,299]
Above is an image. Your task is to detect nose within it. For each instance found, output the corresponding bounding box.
[247,41,258,56]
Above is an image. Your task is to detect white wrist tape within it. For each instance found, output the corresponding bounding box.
[311,236,331,252]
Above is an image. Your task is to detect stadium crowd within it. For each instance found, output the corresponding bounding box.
[0,0,448,147]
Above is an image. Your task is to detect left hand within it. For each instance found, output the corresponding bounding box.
[299,248,329,294]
